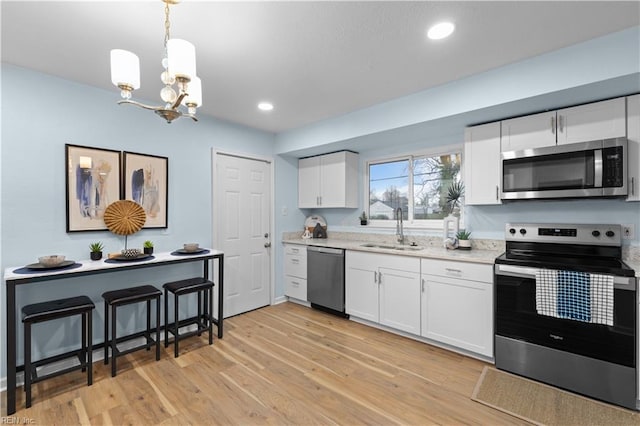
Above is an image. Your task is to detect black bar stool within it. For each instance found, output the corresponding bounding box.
[163,277,214,357]
[22,295,95,408]
[102,285,161,377]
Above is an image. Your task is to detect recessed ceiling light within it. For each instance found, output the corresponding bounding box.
[427,22,455,40]
[258,102,274,111]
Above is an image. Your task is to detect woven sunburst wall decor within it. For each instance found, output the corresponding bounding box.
[104,200,147,235]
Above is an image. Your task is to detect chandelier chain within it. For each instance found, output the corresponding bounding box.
[164,1,171,47]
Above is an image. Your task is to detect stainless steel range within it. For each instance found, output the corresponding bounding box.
[494,223,637,410]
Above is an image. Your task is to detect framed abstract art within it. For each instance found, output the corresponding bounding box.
[123,151,168,229]
[65,144,122,232]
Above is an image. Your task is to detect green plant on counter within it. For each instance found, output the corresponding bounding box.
[143,240,154,248]
[89,241,104,252]
[456,229,472,240]
[359,211,367,221]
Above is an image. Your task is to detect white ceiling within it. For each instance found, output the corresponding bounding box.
[2,1,639,133]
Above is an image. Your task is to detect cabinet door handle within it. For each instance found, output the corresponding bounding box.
[291,248,299,253]
[551,116,555,134]
[632,177,635,196]
[378,271,382,284]
[421,278,425,293]
[445,268,462,275]
[291,259,299,264]
[373,271,377,284]
[558,115,564,133]
[496,185,499,201]
[291,281,300,287]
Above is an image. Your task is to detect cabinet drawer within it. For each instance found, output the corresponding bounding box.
[421,258,493,283]
[284,253,307,278]
[285,245,307,256]
[285,276,307,301]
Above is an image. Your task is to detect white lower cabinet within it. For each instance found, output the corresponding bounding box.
[346,251,421,334]
[420,259,493,357]
[284,244,307,302]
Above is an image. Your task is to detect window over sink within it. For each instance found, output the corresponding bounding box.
[367,146,463,229]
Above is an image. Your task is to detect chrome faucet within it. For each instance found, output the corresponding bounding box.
[395,207,405,245]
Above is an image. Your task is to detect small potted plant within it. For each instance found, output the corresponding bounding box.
[143,240,154,255]
[359,211,368,226]
[89,241,104,260]
[456,229,472,250]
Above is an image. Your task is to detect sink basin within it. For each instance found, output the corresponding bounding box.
[360,243,423,251]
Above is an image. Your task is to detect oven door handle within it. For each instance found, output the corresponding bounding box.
[495,264,637,289]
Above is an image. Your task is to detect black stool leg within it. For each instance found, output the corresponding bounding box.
[146,299,151,351]
[104,301,109,365]
[87,310,93,386]
[174,293,179,358]
[164,288,169,348]
[24,321,32,408]
[208,288,213,345]
[81,311,87,372]
[111,305,117,377]
[197,291,202,336]
[155,296,161,361]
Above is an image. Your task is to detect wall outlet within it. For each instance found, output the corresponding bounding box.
[622,224,634,240]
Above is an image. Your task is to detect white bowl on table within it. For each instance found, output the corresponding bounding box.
[38,255,66,267]
[183,243,200,252]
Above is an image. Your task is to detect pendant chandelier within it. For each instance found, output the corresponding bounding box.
[110,0,201,123]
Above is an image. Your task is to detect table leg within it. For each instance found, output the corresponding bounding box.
[6,281,17,414]
[218,255,224,338]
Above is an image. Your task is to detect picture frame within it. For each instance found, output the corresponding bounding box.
[123,151,169,229]
[65,144,122,232]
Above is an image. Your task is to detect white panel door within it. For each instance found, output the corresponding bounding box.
[298,156,321,208]
[216,153,271,318]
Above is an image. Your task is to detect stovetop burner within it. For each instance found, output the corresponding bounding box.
[496,223,635,277]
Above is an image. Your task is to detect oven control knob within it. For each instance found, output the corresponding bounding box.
[606,230,615,238]
[519,228,526,235]
[592,230,601,237]
[509,228,516,235]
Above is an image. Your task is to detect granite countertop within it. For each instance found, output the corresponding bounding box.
[283,233,640,277]
[282,237,502,265]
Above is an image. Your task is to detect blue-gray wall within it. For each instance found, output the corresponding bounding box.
[1,64,276,377]
[2,25,640,383]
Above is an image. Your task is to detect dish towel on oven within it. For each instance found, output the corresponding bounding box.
[535,270,614,326]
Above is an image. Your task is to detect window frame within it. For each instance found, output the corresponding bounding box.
[365,144,463,230]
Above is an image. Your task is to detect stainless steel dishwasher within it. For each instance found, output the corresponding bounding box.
[307,247,347,316]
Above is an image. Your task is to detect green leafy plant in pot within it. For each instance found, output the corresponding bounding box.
[456,229,472,249]
[143,240,154,255]
[359,211,368,226]
[89,241,104,260]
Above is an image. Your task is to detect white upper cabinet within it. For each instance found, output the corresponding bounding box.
[500,97,626,152]
[501,110,557,152]
[557,97,626,145]
[627,94,640,201]
[464,121,502,205]
[298,151,359,208]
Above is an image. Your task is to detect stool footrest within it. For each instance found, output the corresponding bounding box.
[30,353,88,385]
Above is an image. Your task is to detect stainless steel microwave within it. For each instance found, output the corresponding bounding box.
[501,138,627,200]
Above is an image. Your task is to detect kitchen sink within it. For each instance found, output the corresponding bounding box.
[360,243,423,251]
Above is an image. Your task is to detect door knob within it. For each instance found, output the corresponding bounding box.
[264,233,269,238]
[264,242,271,248]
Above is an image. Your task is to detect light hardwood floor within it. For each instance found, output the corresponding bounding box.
[3,302,527,425]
